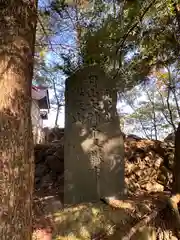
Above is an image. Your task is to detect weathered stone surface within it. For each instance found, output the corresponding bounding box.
[64,66,124,204]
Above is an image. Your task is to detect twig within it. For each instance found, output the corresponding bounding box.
[122,208,162,240]
[101,194,180,240]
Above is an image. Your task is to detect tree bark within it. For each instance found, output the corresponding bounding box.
[64,66,124,204]
[173,122,180,194]
[0,1,37,239]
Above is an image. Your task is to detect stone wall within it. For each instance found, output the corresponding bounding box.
[34,130,175,202]
[124,136,174,195]
[34,142,64,199]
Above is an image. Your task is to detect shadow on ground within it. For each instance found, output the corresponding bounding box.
[33,191,179,240]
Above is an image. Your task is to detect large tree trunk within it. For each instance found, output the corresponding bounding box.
[0,1,37,239]
[173,122,180,194]
[64,66,124,204]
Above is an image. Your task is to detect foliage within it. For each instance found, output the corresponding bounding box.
[120,71,180,140]
[35,0,180,133]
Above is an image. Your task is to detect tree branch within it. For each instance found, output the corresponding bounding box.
[115,0,157,55]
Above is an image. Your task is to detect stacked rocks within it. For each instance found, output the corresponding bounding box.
[34,130,175,197]
[125,135,174,195]
[34,142,64,196]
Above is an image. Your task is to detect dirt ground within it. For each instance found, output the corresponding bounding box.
[32,191,180,240]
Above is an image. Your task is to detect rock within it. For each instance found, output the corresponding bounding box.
[134,226,156,240]
[164,132,175,142]
[35,176,41,185]
[53,148,64,160]
[34,144,49,164]
[154,157,163,169]
[34,140,64,195]
[126,134,143,140]
[142,182,164,192]
[35,163,49,178]
[45,155,63,174]
[157,174,167,185]
[124,136,175,193]
[43,127,64,143]
[46,147,57,155]
[41,174,53,189]
[42,196,63,213]
[167,153,174,169]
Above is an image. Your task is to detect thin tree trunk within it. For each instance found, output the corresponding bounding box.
[52,77,61,127]
[0,1,37,239]
[145,90,158,140]
[157,88,176,132]
[166,83,176,131]
[167,66,180,118]
[172,87,180,117]
[121,93,150,139]
[55,104,60,127]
